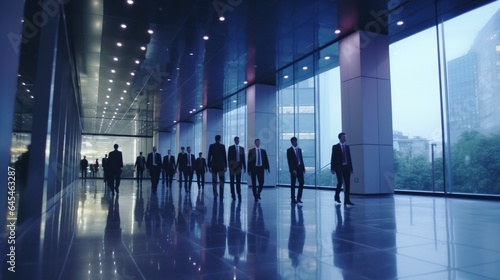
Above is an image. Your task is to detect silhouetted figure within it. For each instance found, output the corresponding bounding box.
[134,187,144,228]
[206,200,227,269]
[331,132,355,206]
[163,149,176,188]
[135,151,146,183]
[80,156,88,178]
[92,159,99,177]
[176,147,185,185]
[181,147,196,193]
[102,154,108,183]
[146,146,162,194]
[105,195,121,238]
[228,136,246,200]
[195,152,208,190]
[287,137,305,204]
[207,135,227,200]
[107,144,123,195]
[248,139,270,201]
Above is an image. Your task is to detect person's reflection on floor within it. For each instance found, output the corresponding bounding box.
[248,202,270,256]
[134,186,144,228]
[288,204,305,270]
[162,188,176,233]
[332,204,353,278]
[194,189,207,226]
[228,200,245,266]
[145,191,161,237]
[206,200,227,269]
[105,195,121,239]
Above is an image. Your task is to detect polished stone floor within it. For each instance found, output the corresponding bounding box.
[60,179,500,280]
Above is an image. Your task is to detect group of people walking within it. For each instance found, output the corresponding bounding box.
[80,132,355,206]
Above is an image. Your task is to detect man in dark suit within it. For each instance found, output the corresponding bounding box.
[80,156,88,179]
[287,137,305,204]
[134,151,146,184]
[248,139,270,201]
[207,135,227,199]
[228,136,246,200]
[182,146,196,193]
[146,146,162,194]
[162,149,176,188]
[196,152,208,190]
[102,154,108,183]
[176,147,186,185]
[331,132,355,206]
[107,144,123,195]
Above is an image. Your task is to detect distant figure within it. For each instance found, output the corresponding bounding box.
[92,159,99,177]
[135,151,146,183]
[163,149,176,188]
[102,154,108,183]
[80,156,88,178]
[182,146,196,193]
[248,139,270,202]
[228,136,246,201]
[107,144,123,195]
[207,135,227,200]
[195,152,208,190]
[146,146,162,194]
[331,132,355,206]
[176,147,186,185]
[287,137,305,204]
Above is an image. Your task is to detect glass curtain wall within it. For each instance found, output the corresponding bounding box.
[390,1,500,195]
[277,44,341,187]
[223,90,247,182]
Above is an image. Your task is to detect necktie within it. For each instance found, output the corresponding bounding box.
[236,146,240,162]
[188,154,191,166]
[257,149,261,166]
[342,145,347,163]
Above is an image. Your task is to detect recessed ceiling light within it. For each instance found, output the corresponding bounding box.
[26,89,30,92]
[109,79,113,83]
[106,95,109,98]
[118,103,121,106]
[233,100,237,103]
[104,107,106,109]
[108,88,111,91]
[203,36,209,40]
[302,66,308,70]
[167,78,171,81]
[135,60,140,64]
[115,108,118,111]
[105,102,108,104]
[113,116,115,118]
[127,0,133,4]
[114,112,117,114]
[397,20,404,26]
[113,57,118,61]
[284,75,289,79]
[219,16,225,21]
[116,42,122,47]
[189,111,192,113]
[244,81,247,84]
[131,72,135,76]
[126,82,130,85]
[147,29,153,34]
[199,105,203,108]
[173,120,177,123]
[102,115,104,117]
[189,52,193,56]
[103,111,106,113]
[334,29,341,34]
[30,95,34,98]
[122,90,126,93]
[111,69,115,73]
[120,24,126,29]
[325,56,331,60]
[22,82,26,85]
[176,67,180,70]
[140,46,146,51]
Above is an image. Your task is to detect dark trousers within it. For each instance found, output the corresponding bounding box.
[212,170,225,198]
[136,168,144,182]
[196,170,205,188]
[165,171,174,187]
[108,171,121,193]
[81,169,87,178]
[250,166,265,199]
[150,168,161,193]
[290,168,304,200]
[335,165,352,202]
[183,167,194,192]
[230,171,242,199]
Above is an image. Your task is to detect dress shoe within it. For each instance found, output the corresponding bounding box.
[345,201,355,206]
[335,197,341,204]
[297,198,303,204]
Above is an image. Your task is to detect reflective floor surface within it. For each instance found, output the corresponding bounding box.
[60,179,500,280]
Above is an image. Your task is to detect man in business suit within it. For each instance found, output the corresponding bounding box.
[331,132,355,206]
[248,139,270,202]
[163,149,176,188]
[102,154,108,183]
[207,135,227,199]
[228,136,246,200]
[196,152,208,190]
[287,137,305,204]
[134,151,146,184]
[107,144,123,195]
[182,146,196,193]
[176,147,186,185]
[146,146,162,195]
[80,156,88,179]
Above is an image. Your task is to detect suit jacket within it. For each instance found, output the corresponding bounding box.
[146,152,162,171]
[183,153,196,170]
[80,159,88,170]
[176,152,186,172]
[107,150,123,173]
[207,142,227,172]
[287,146,305,173]
[134,155,146,170]
[102,157,108,170]
[196,157,208,172]
[330,143,353,173]
[228,145,246,173]
[163,154,176,174]
[248,147,270,173]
